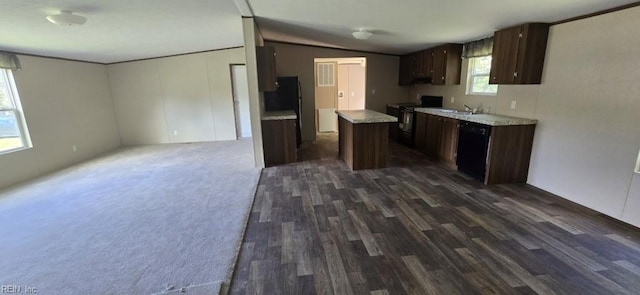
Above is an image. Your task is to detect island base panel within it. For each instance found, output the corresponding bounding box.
[338,117,389,170]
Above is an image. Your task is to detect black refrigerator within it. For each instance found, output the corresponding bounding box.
[264,76,302,147]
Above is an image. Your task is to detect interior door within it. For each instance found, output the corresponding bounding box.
[231,65,251,138]
[348,64,365,110]
[337,64,366,110]
[337,64,349,110]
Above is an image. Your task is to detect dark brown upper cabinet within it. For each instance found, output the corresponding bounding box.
[489,23,550,84]
[399,54,412,86]
[432,44,462,85]
[256,46,277,91]
[421,48,434,80]
[399,51,429,86]
[398,44,461,86]
[409,51,424,78]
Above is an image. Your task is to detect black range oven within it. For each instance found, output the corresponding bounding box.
[398,96,443,147]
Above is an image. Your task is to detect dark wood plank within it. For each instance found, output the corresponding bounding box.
[228,134,640,295]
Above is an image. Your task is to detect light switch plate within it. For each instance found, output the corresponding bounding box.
[451,96,455,103]
[511,101,517,109]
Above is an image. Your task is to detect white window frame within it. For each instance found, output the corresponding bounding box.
[466,56,498,96]
[0,69,31,154]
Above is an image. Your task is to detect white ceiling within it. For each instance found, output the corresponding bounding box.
[250,0,638,54]
[0,0,244,63]
[0,0,637,63]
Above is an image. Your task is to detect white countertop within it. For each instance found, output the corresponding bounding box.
[335,109,398,124]
[414,108,537,126]
[262,110,297,121]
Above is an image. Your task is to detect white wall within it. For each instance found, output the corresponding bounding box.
[410,62,541,119]
[107,48,246,145]
[410,6,640,226]
[242,17,265,168]
[528,7,640,219]
[0,55,121,189]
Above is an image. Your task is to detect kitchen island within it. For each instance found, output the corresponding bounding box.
[335,110,397,170]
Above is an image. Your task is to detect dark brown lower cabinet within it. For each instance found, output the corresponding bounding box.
[414,112,427,150]
[262,119,296,167]
[439,117,459,166]
[415,114,459,167]
[485,124,536,184]
[386,106,399,139]
[425,114,441,157]
[415,113,536,184]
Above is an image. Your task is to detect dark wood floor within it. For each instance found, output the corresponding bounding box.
[229,134,640,294]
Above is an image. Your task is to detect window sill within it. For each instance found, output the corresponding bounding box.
[466,92,498,97]
[0,145,32,156]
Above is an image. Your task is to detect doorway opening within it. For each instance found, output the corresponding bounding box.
[231,64,251,139]
[313,57,366,136]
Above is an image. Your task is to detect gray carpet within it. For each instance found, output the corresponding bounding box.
[0,140,261,295]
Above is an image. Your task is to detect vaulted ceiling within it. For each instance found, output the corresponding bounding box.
[0,0,636,63]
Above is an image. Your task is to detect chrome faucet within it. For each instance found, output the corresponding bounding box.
[463,104,475,113]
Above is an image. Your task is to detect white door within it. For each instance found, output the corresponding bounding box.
[231,65,251,138]
[337,63,366,110]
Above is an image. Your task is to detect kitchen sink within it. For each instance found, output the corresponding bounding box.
[439,109,473,115]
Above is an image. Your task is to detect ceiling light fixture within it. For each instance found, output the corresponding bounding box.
[352,29,372,40]
[46,10,87,26]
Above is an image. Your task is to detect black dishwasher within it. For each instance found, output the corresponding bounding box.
[456,121,491,181]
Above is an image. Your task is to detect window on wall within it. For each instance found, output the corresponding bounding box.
[466,56,498,95]
[0,69,30,154]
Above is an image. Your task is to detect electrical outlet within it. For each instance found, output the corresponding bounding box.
[510,101,517,109]
[72,145,77,152]
[451,96,455,103]
[173,130,178,136]
[371,89,376,95]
